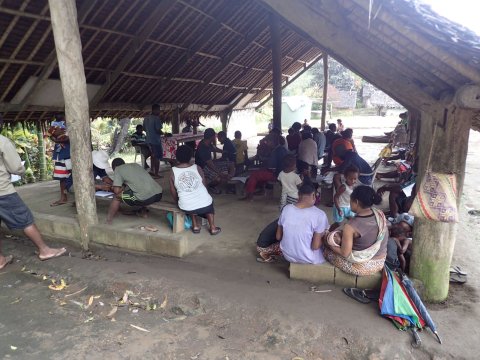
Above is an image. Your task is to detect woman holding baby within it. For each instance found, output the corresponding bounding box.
[323,186,389,276]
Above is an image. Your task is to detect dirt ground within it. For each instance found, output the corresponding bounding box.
[1,117,480,359]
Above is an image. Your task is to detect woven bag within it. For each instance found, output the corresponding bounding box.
[409,122,458,223]
[409,171,458,223]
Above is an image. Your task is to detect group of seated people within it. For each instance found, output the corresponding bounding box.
[253,122,418,278]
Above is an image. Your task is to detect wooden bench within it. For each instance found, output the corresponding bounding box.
[95,196,185,233]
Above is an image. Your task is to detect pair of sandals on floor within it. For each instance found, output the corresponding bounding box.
[192,226,221,235]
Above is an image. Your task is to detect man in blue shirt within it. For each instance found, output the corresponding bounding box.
[143,104,163,177]
[330,150,373,185]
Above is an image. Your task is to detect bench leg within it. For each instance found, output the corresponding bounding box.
[172,212,185,233]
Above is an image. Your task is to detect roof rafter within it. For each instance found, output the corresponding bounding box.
[256,55,323,109]
[179,21,269,113]
[10,0,99,112]
[89,0,177,106]
[141,2,245,105]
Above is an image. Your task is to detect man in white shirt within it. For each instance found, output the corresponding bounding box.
[297,132,319,178]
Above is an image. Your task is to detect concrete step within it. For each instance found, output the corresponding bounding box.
[289,262,382,289]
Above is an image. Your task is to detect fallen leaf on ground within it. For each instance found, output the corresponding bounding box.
[106,306,118,318]
[85,295,94,309]
[48,279,67,291]
[84,316,94,323]
[10,345,17,350]
[160,295,168,309]
[10,297,22,304]
[130,324,150,332]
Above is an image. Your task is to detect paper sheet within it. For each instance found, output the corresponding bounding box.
[95,191,114,198]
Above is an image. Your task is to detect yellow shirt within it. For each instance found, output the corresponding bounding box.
[232,139,248,164]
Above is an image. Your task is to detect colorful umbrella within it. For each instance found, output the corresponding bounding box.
[379,266,425,330]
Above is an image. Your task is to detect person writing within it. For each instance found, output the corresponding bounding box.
[106,158,163,224]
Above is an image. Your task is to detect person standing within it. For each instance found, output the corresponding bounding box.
[48,113,72,206]
[143,104,163,178]
[0,123,66,269]
[337,119,345,133]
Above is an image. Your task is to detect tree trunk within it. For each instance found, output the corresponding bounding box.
[109,118,131,155]
[410,106,471,302]
[321,55,329,131]
[270,13,282,130]
[36,124,47,181]
[49,0,97,250]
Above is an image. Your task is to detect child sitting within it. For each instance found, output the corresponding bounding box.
[389,225,411,272]
[330,165,359,231]
[277,154,302,209]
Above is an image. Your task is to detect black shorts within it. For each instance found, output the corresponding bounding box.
[180,203,214,218]
[0,193,35,230]
[149,143,163,159]
[121,189,162,207]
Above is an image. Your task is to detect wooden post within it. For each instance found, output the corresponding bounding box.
[270,13,282,130]
[410,106,471,302]
[321,55,329,131]
[172,107,180,134]
[220,111,228,132]
[36,124,47,181]
[49,0,97,250]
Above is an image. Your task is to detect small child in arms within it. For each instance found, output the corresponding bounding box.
[277,154,302,209]
[330,165,359,231]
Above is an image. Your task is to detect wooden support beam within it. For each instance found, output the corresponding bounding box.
[255,55,323,110]
[178,21,269,113]
[410,106,472,302]
[271,13,282,130]
[48,0,97,250]
[454,85,480,109]
[259,0,436,110]
[89,0,177,106]
[172,107,180,134]
[321,54,328,131]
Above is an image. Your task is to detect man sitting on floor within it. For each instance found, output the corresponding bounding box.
[0,122,66,269]
[195,128,234,194]
[106,158,163,224]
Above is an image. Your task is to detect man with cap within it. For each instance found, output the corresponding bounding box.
[0,115,66,268]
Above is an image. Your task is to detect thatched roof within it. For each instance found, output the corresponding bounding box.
[1,0,480,130]
[0,0,322,123]
[261,0,480,129]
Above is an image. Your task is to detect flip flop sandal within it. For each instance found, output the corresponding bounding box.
[192,227,201,234]
[449,273,467,284]
[138,225,159,232]
[210,227,221,236]
[50,200,67,207]
[256,256,275,263]
[342,288,371,304]
[449,266,467,276]
[39,247,67,261]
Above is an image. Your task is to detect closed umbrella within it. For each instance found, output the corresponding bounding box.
[400,271,443,344]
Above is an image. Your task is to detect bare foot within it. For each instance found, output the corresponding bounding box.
[38,247,67,261]
[50,200,68,207]
[0,255,14,270]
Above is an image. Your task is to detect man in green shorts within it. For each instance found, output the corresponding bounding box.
[106,158,163,224]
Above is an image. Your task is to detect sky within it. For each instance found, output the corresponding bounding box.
[421,0,480,34]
